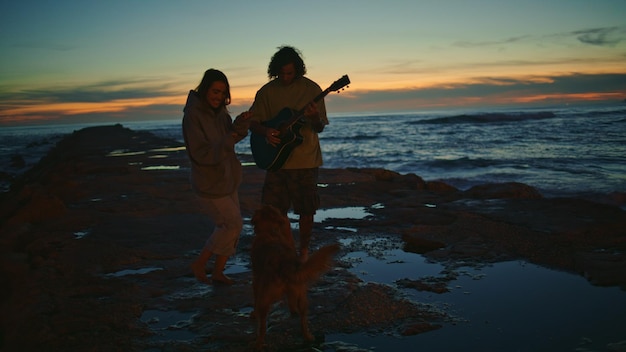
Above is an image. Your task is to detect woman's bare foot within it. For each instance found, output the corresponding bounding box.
[191,261,211,284]
[211,272,234,285]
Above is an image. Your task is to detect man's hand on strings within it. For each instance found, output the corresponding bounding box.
[304,102,325,133]
[265,127,281,146]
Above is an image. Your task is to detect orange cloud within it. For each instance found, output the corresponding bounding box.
[512,92,625,103]
[0,94,189,125]
[2,95,185,117]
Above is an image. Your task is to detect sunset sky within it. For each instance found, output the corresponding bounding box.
[1,0,625,126]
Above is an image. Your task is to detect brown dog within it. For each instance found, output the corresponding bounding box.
[250,205,340,350]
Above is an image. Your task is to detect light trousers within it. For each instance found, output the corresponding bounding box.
[197,191,243,256]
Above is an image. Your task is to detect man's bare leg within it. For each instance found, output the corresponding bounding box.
[299,214,314,261]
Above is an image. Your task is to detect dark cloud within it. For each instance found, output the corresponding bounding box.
[527,73,626,94]
[443,73,626,97]
[377,55,626,78]
[573,27,626,47]
[327,72,626,110]
[0,78,175,103]
[452,26,626,49]
[379,60,430,75]
[453,35,530,48]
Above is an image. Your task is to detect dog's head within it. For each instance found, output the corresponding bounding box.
[251,205,294,246]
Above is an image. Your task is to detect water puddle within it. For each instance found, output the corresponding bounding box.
[106,146,184,171]
[73,229,91,239]
[106,267,163,277]
[223,253,251,276]
[315,206,373,222]
[140,165,180,171]
[287,206,375,232]
[329,247,626,352]
[107,149,146,157]
[107,146,185,157]
[343,248,445,281]
[149,146,186,153]
[141,309,197,342]
[107,146,185,173]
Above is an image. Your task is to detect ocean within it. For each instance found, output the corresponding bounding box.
[2,104,625,199]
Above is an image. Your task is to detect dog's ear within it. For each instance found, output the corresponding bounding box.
[252,206,275,226]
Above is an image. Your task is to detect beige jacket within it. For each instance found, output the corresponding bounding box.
[250,77,328,169]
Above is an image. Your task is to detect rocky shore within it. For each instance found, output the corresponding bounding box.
[1,124,625,351]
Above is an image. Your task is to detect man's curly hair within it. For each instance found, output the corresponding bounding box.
[267,46,306,79]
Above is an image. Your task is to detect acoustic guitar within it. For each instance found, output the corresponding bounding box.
[250,75,350,170]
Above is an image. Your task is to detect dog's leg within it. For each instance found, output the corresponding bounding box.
[285,285,299,315]
[254,302,270,350]
[297,294,314,342]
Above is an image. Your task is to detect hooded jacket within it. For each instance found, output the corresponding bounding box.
[182,90,247,198]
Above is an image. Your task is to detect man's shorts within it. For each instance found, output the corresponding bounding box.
[262,168,320,215]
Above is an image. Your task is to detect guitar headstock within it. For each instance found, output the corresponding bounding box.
[327,75,350,93]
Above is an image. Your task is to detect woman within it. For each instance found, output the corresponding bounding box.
[182,69,251,284]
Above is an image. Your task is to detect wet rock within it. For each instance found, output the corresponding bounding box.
[315,283,444,333]
[0,171,13,186]
[350,167,401,181]
[7,191,66,225]
[10,154,25,168]
[401,322,443,336]
[425,180,459,193]
[402,233,446,254]
[577,250,626,287]
[464,182,543,199]
[396,277,450,294]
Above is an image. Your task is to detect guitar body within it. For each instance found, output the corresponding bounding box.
[249,75,350,170]
[250,107,305,171]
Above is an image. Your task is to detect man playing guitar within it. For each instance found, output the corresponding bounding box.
[249,46,328,261]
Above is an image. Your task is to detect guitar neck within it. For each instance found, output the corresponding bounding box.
[277,74,349,129]
[295,88,330,116]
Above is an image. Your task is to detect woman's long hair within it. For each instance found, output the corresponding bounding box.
[195,69,231,107]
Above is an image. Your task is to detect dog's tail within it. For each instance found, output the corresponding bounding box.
[295,243,341,283]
